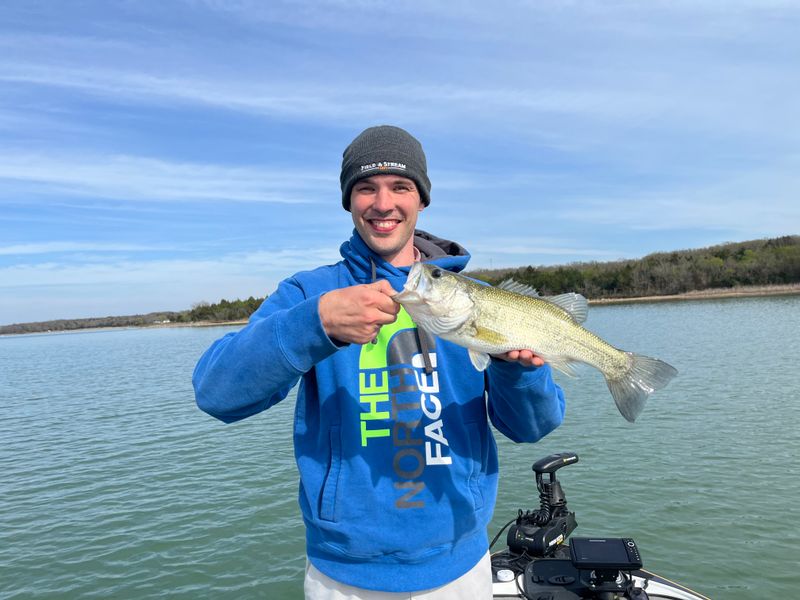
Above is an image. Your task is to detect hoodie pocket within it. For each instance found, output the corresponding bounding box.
[319,425,342,522]
[466,422,486,511]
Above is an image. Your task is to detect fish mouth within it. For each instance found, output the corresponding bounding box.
[395,262,425,303]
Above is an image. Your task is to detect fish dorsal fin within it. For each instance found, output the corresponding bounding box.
[543,293,589,324]
[497,279,540,297]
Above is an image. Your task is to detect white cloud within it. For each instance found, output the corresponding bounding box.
[3,1,799,150]
[0,242,170,256]
[466,240,623,258]
[0,62,425,123]
[0,152,330,203]
[0,247,341,289]
[0,60,720,128]
[0,246,342,323]
[553,157,800,234]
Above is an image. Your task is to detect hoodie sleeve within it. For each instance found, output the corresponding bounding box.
[485,360,565,443]
[192,277,341,423]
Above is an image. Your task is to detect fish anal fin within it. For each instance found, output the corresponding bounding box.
[540,355,582,378]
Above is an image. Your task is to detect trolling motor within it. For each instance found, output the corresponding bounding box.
[493,452,650,599]
[506,452,579,557]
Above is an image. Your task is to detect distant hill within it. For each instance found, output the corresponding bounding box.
[467,235,800,298]
[3,236,799,335]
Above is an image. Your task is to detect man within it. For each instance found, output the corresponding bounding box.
[193,125,565,599]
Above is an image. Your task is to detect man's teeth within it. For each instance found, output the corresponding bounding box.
[372,220,397,230]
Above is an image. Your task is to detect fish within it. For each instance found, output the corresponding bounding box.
[393,262,678,422]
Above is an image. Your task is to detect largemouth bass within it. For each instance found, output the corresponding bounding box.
[394,262,677,422]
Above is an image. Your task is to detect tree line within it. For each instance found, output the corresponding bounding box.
[176,296,264,323]
[468,235,800,298]
[0,296,266,335]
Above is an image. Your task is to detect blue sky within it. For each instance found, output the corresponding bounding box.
[1,1,799,325]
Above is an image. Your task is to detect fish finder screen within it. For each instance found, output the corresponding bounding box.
[569,537,642,570]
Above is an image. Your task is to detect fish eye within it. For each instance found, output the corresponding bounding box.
[431,268,443,279]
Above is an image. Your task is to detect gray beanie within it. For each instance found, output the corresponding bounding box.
[340,125,431,211]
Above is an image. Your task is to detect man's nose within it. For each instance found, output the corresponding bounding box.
[373,185,394,211]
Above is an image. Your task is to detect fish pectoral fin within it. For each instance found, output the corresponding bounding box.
[543,293,589,324]
[497,279,540,297]
[540,355,582,378]
[468,348,492,371]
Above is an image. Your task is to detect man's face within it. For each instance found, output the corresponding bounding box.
[350,175,423,267]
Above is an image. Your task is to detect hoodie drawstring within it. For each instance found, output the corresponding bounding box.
[370,258,378,345]
[369,257,433,375]
[416,328,434,375]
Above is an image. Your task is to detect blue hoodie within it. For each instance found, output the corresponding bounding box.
[193,230,565,592]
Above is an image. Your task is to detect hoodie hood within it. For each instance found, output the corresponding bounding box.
[339,229,470,289]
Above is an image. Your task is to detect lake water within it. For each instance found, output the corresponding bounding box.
[2,296,798,599]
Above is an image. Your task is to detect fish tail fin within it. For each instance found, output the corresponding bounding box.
[605,353,678,422]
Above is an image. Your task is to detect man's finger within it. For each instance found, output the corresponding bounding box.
[368,279,398,297]
[492,349,546,367]
[372,308,400,325]
[378,295,401,315]
[366,281,401,314]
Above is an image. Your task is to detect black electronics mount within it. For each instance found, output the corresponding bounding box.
[491,452,651,600]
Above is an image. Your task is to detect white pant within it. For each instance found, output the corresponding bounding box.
[304,551,492,600]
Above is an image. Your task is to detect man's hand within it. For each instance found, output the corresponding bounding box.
[319,281,400,345]
[493,349,545,368]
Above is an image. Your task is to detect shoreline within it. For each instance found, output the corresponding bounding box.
[0,320,250,338]
[588,283,800,305]
[3,284,800,337]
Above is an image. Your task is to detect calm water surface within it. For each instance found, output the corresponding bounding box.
[2,296,798,599]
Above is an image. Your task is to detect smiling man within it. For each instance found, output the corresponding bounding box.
[193,125,566,599]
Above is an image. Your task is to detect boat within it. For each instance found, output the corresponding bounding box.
[490,452,710,599]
